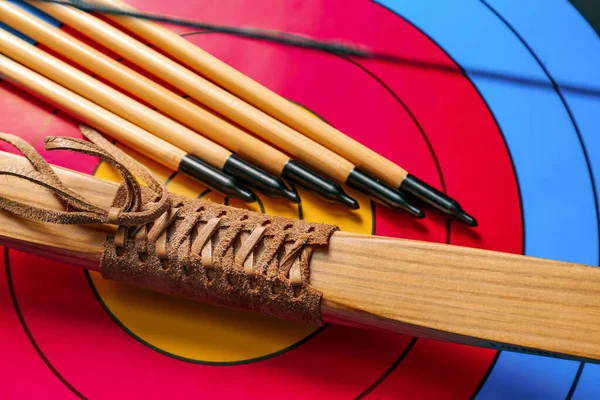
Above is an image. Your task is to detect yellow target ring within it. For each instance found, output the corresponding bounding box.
[90,144,372,363]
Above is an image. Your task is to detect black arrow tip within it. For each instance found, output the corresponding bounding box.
[400,174,477,226]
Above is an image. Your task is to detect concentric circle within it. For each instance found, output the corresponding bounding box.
[11,0,600,398]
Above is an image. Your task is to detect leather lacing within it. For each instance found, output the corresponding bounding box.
[112,205,312,290]
[0,130,168,226]
[0,129,309,288]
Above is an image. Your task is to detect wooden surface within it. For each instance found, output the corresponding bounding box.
[0,151,598,363]
[0,23,231,169]
[0,1,291,175]
[30,0,358,183]
[313,234,600,363]
[0,52,186,171]
[93,0,410,188]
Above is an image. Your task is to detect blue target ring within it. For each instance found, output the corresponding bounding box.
[377,0,600,398]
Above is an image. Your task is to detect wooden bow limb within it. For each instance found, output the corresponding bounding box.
[0,150,598,363]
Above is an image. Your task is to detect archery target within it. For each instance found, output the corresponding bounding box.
[0,0,598,398]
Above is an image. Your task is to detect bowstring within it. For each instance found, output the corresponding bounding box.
[14,0,600,98]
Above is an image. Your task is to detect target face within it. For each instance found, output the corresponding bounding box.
[0,0,599,398]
